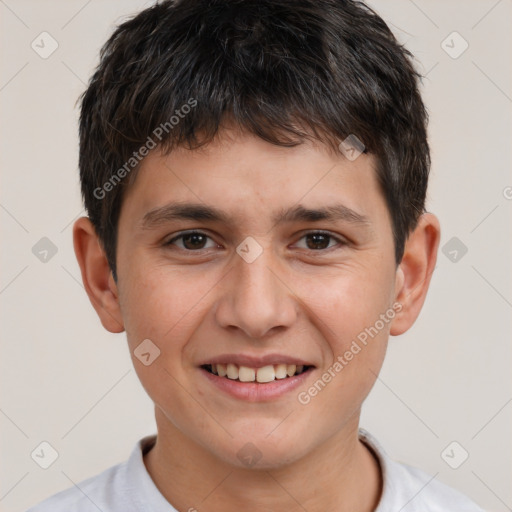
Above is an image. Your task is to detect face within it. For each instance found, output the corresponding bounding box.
[114,129,401,468]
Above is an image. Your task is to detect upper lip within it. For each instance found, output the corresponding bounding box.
[198,353,315,368]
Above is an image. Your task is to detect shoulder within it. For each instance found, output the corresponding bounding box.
[359,429,485,512]
[385,458,485,512]
[25,435,159,512]
[25,459,128,512]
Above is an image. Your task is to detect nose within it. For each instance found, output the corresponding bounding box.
[214,244,298,339]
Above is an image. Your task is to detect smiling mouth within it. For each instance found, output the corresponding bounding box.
[201,363,312,383]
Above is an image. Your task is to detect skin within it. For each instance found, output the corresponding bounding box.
[74,127,440,512]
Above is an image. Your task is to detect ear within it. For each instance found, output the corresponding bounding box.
[390,213,440,336]
[73,217,124,333]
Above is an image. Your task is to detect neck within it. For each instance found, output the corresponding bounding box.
[144,407,382,512]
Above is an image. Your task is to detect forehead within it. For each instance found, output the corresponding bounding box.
[120,129,388,230]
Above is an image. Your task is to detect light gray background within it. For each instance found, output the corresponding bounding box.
[1,1,511,511]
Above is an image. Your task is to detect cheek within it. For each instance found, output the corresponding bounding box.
[302,263,395,342]
[119,262,199,347]
[118,264,220,405]
[118,267,208,416]
[296,267,393,406]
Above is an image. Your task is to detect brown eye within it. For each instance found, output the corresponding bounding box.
[294,231,345,252]
[181,233,208,250]
[166,231,216,251]
[305,233,331,250]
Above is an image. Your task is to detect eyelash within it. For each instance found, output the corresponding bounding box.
[164,230,347,253]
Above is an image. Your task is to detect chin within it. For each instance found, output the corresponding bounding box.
[217,429,310,470]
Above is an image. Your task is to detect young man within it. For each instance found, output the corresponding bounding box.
[28,0,484,510]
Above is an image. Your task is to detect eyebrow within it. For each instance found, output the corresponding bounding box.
[140,202,371,229]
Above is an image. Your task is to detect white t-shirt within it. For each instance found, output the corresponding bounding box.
[26,429,484,512]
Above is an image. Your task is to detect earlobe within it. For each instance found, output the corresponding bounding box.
[390,213,440,336]
[73,217,125,333]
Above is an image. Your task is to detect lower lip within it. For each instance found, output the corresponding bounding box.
[200,367,315,402]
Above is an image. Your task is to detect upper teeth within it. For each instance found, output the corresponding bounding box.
[209,363,305,383]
